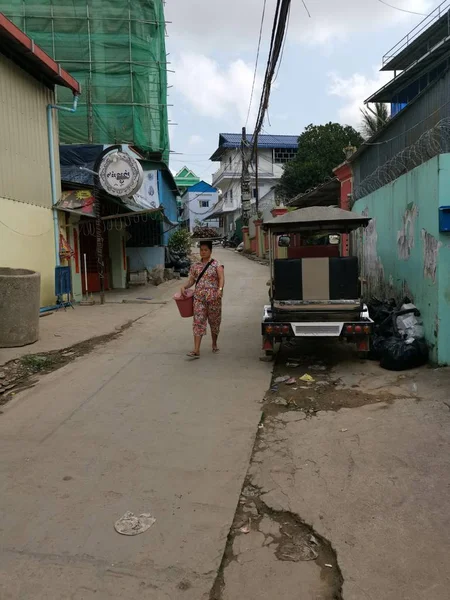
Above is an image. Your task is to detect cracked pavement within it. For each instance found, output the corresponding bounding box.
[2,250,450,599]
[219,341,450,599]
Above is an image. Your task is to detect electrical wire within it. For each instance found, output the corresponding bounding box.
[274,0,291,83]
[0,219,53,237]
[187,172,241,216]
[245,0,267,128]
[301,0,311,18]
[251,0,291,161]
[376,0,427,16]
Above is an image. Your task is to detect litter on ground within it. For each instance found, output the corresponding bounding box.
[274,375,291,384]
[114,511,156,536]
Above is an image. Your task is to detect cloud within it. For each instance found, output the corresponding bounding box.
[171,53,262,125]
[188,134,204,146]
[327,69,392,127]
[165,0,433,51]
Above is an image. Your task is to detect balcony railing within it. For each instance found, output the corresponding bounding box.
[382,0,450,66]
[212,162,274,184]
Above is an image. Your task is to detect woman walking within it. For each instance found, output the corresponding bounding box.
[180,241,224,359]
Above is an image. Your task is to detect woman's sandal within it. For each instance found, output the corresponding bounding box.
[212,348,220,354]
[186,351,200,359]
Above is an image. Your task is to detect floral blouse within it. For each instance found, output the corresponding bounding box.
[190,259,222,302]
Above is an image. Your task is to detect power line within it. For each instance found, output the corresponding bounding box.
[183,169,241,215]
[245,0,267,128]
[251,0,291,161]
[301,0,311,18]
[274,0,291,83]
[376,0,427,16]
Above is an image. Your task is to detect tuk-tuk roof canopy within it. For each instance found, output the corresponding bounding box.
[263,206,371,233]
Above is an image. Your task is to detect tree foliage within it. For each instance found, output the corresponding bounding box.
[276,122,364,201]
[360,103,389,138]
[168,227,191,254]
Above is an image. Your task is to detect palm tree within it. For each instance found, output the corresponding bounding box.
[360,103,389,138]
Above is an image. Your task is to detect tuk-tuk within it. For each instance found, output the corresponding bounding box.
[261,206,373,359]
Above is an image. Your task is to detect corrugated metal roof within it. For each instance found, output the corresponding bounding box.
[381,5,450,71]
[263,207,370,232]
[289,178,340,209]
[210,133,299,160]
[220,133,298,147]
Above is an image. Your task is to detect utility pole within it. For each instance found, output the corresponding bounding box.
[254,133,259,215]
[240,127,251,225]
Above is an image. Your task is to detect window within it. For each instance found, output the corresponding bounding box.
[274,148,297,164]
[126,218,162,247]
[200,200,209,208]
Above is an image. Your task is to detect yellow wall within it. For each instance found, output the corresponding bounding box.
[0,52,63,307]
[0,54,60,209]
[0,197,56,306]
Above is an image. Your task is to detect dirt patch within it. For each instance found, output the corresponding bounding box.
[262,341,399,417]
[0,321,135,408]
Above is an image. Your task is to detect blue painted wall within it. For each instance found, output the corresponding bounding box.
[127,247,165,271]
[158,170,179,245]
[353,154,450,364]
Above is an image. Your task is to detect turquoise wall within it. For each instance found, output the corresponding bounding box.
[437,155,450,365]
[353,154,450,364]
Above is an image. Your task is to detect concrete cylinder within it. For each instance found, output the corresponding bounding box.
[0,268,40,348]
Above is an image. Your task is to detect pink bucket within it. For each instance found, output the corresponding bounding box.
[173,289,194,318]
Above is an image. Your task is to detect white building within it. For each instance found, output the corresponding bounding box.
[209,133,299,236]
[183,180,219,233]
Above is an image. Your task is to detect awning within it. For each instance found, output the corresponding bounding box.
[56,189,95,216]
[263,206,371,234]
[289,178,340,209]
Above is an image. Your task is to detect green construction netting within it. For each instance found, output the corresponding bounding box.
[1,0,169,161]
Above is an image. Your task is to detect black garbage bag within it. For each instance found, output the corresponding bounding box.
[368,334,390,360]
[380,336,429,371]
[368,297,396,324]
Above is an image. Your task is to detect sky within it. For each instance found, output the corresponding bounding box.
[164,0,435,182]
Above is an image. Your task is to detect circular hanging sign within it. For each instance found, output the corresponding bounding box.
[98,151,144,198]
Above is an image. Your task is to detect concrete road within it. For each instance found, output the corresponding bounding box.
[235,342,450,600]
[0,250,271,600]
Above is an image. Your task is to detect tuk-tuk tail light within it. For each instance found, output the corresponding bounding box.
[264,324,291,336]
[345,324,371,335]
